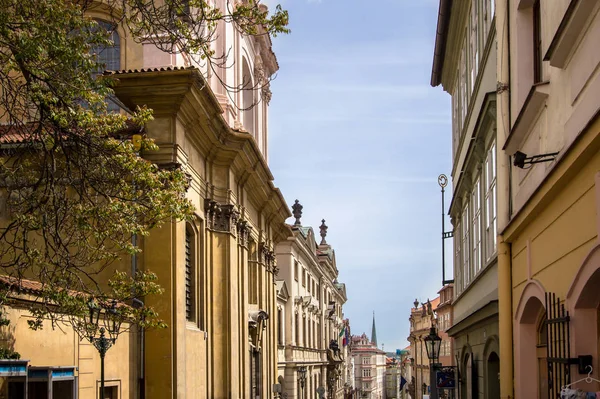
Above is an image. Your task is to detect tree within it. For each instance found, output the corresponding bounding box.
[0,0,289,336]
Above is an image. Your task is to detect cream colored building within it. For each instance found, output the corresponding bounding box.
[275,203,349,399]
[495,1,600,398]
[350,334,386,399]
[0,1,290,398]
[430,1,500,398]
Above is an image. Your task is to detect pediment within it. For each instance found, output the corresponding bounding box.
[276,279,289,301]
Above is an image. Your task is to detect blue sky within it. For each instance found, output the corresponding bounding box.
[264,0,451,351]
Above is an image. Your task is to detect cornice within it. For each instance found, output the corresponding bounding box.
[111,67,292,242]
[439,1,470,91]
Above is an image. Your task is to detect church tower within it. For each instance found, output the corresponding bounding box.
[371,311,378,347]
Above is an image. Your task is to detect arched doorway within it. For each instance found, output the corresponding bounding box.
[514,280,546,399]
[567,243,600,391]
[486,352,499,399]
[460,351,471,399]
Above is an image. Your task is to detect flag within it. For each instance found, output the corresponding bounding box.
[339,326,345,338]
[343,327,350,346]
[400,377,407,391]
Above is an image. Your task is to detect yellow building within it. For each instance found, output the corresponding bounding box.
[496,1,600,398]
[0,1,291,398]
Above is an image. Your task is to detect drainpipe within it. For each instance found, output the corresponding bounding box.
[497,1,514,398]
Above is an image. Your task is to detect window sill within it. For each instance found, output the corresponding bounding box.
[503,81,550,155]
[545,0,599,68]
[454,252,498,302]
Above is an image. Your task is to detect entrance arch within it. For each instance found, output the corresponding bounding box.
[514,280,546,399]
[566,243,600,390]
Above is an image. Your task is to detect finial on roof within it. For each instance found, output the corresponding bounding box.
[292,200,303,226]
[414,298,419,309]
[319,219,328,244]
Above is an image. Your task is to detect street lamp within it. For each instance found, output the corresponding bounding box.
[87,299,122,399]
[298,366,307,399]
[424,327,442,399]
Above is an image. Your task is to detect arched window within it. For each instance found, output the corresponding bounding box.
[92,20,120,72]
[92,20,121,111]
[241,58,255,137]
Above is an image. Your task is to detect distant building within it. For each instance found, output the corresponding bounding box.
[275,201,349,399]
[351,320,386,399]
[407,295,453,399]
[385,357,401,399]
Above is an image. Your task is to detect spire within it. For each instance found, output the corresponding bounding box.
[371,311,378,347]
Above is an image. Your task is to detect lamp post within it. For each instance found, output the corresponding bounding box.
[87,299,122,399]
[424,326,442,399]
[298,366,307,399]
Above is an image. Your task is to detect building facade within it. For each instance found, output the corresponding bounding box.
[351,333,386,399]
[385,357,401,399]
[496,0,600,398]
[430,1,500,398]
[407,298,438,399]
[435,285,454,371]
[275,202,349,399]
[0,1,290,399]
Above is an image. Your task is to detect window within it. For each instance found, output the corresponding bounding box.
[316,283,320,300]
[307,276,311,293]
[363,383,371,389]
[452,81,460,155]
[92,20,120,72]
[362,357,370,365]
[91,20,121,112]
[250,349,261,399]
[277,308,283,346]
[362,369,371,377]
[460,42,468,124]
[100,386,118,399]
[294,260,299,281]
[295,313,299,345]
[455,219,462,294]
[302,268,306,287]
[303,315,307,347]
[533,0,542,83]
[484,142,497,260]
[469,1,479,94]
[472,177,482,276]
[241,58,255,137]
[462,204,470,287]
[185,224,195,321]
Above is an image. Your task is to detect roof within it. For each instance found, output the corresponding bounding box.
[103,66,194,76]
[430,0,452,87]
[0,275,44,295]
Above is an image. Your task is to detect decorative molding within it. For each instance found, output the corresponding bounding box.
[261,84,272,104]
[259,242,277,274]
[237,219,252,248]
[204,199,240,235]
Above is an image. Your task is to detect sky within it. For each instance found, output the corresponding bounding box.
[263,0,452,352]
